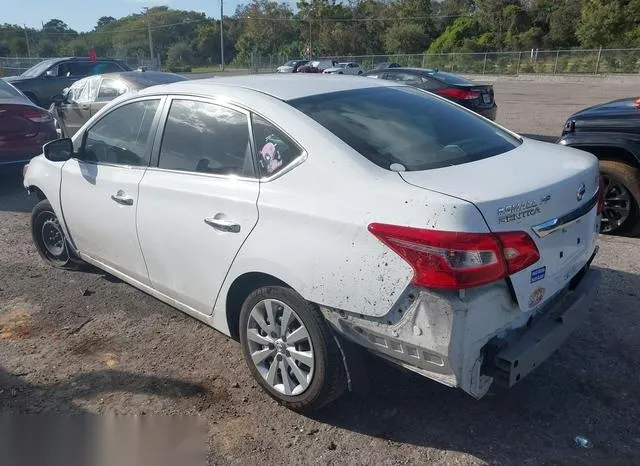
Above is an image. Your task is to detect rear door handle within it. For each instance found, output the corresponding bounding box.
[111,191,133,206]
[204,217,241,233]
[81,104,90,111]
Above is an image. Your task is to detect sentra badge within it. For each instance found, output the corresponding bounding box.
[497,196,548,224]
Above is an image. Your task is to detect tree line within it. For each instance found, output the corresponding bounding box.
[0,0,639,69]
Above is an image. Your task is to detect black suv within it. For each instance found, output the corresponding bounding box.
[4,57,131,108]
[559,97,640,236]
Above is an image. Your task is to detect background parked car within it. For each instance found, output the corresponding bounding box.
[49,71,186,138]
[3,57,131,108]
[363,67,497,121]
[0,79,56,171]
[322,62,363,75]
[559,97,640,236]
[297,60,338,73]
[276,60,309,73]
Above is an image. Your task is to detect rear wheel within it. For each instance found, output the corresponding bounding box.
[599,160,640,236]
[31,200,82,268]
[239,286,347,412]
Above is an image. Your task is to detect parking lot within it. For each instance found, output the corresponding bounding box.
[1,78,640,465]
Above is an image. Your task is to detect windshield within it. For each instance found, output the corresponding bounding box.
[21,59,57,78]
[288,87,520,171]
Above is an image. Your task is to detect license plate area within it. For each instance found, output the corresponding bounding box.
[482,93,492,104]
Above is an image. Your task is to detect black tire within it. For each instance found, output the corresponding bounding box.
[358,70,363,75]
[599,160,640,237]
[239,286,347,412]
[31,199,83,268]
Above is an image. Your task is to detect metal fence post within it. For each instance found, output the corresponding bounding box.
[516,51,522,75]
[482,52,487,74]
[422,53,426,68]
[553,50,559,74]
[595,46,602,74]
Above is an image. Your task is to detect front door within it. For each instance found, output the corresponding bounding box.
[137,97,260,314]
[60,97,163,284]
[65,76,100,136]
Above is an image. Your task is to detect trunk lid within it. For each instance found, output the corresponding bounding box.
[400,138,600,312]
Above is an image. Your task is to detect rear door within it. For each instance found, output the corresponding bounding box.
[136,97,260,314]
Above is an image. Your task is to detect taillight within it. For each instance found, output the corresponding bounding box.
[436,88,481,101]
[0,104,52,123]
[597,174,605,215]
[368,224,540,290]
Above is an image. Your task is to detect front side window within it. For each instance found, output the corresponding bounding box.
[98,78,128,100]
[158,99,252,177]
[67,80,87,103]
[82,99,160,166]
[289,87,520,171]
[252,115,302,178]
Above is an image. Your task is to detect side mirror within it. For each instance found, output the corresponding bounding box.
[50,93,65,105]
[45,70,57,78]
[43,138,73,162]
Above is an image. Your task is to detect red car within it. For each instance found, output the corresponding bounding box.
[0,79,57,172]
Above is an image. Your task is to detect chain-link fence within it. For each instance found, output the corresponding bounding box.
[246,48,640,75]
[0,56,160,77]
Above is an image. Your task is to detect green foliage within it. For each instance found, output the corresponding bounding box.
[576,0,626,48]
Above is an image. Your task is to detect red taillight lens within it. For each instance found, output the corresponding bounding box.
[368,224,540,290]
[436,88,481,101]
[597,174,605,215]
[0,104,52,123]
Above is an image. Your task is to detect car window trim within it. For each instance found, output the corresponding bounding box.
[149,94,258,181]
[77,95,166,169]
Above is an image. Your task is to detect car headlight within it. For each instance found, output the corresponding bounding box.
[563,119,575,133]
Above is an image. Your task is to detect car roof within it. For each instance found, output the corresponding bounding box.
[53,57,125,64]
[137,74,402,101]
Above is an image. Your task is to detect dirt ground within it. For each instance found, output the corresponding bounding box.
[1,80,640,465]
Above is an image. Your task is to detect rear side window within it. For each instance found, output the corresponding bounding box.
[83,99,159,166]
[289,87,520,171]
[252,115,302,177]
[158,99,253,177]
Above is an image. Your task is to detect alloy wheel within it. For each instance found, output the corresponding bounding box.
[246,299,314,396]
[601,174,632,233]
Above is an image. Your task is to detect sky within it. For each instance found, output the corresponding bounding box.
[3,0,256,32]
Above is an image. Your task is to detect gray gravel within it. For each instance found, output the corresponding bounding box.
[1,80,639,465]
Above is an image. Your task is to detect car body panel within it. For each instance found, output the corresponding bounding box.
[24,76,600,399]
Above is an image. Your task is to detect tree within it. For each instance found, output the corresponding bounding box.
[384,23,429,54]
[42,19,74,34]
[576,0,626,47]
[167,42,194,69]
[37,39,58,57]
[96,16,117,30]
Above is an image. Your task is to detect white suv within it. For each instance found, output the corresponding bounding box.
[24,75,602,412]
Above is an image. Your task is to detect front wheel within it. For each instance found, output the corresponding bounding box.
[31,199,82,268]
[239,286,347,412]
[599,160,640,236]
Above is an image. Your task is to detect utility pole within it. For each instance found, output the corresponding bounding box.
[220,0,225,71]
[144,7,154,61]
[24,25,31,58]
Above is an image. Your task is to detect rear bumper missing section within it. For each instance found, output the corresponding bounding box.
[486,268,602,388]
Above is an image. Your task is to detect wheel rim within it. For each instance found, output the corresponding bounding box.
[601,174,632,233]
[41,214,66,257]
[246,299,314,396]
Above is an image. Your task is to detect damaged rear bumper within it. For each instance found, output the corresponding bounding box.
[484,268,602,388]
[321,267,601,399]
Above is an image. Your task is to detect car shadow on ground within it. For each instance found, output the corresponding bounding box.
[0,171,35,214]
[521,133,559,143]
[314,265,640,463]
[0,367,207,414]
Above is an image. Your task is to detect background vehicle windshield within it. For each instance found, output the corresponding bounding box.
[289,87,520,171]
[20,59,56,78]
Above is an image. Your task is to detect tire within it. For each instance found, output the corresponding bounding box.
[239,286,347,412]
[599,160,640,237]
[31,199,83,268]
[358,71,363,75]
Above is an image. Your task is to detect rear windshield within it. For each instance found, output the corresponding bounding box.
[288,87,520,171]
[428,71,473,85]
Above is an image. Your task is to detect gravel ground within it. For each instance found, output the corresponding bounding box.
[1,81,639,465]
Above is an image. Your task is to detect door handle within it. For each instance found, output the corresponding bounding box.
[81,104,89,110]
[111,191,133,206]
[204,217,241,233]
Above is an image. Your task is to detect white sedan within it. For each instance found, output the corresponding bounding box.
[24,75,602,412]
[322,62,363,75]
